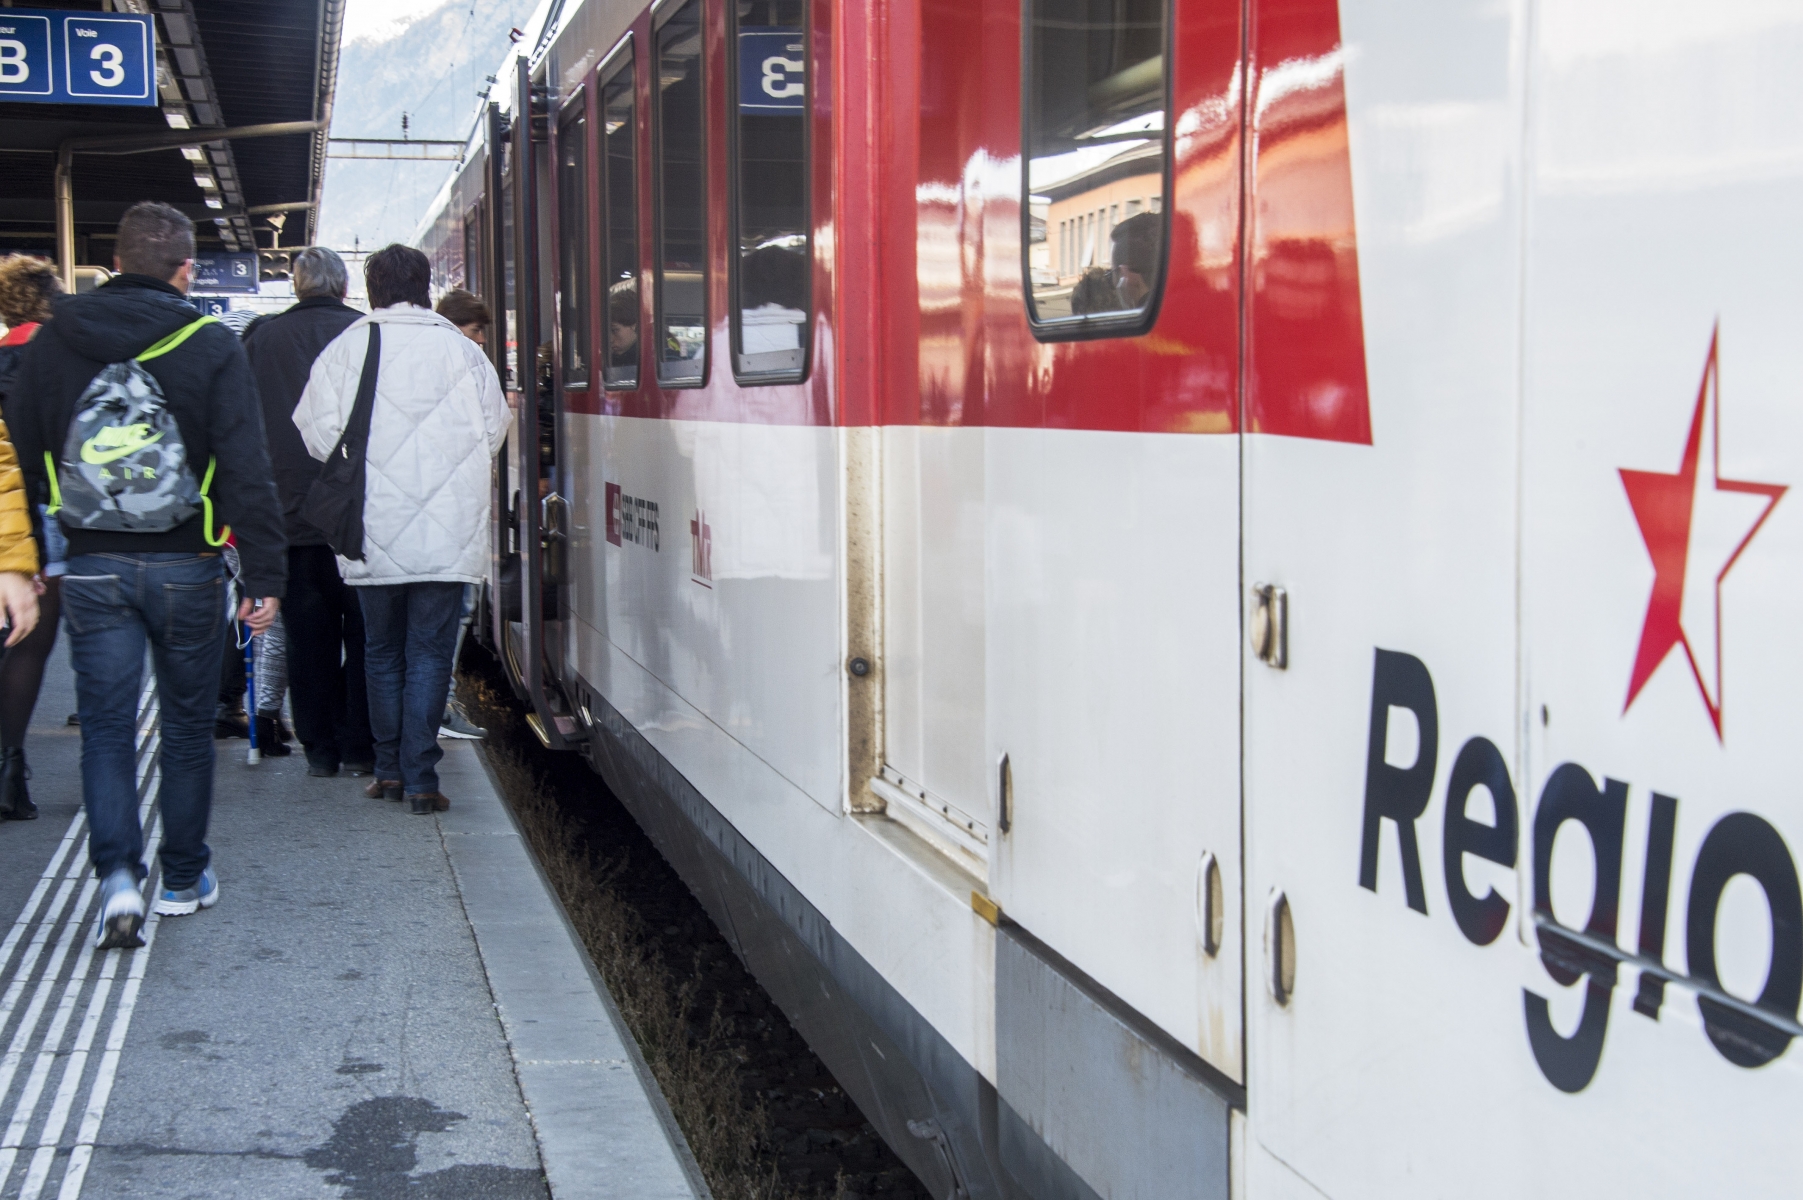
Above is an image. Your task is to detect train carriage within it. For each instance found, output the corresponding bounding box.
[418,0,1803,1195]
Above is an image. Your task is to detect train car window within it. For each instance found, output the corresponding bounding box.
[728,0,809,382]
[462,202,484,299]
[601,53,639,389]
[654,0,707,385]
[557,105,592,388]
[1022,0,1169,336]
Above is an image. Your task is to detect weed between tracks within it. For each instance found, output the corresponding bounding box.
[459,660,930,1200]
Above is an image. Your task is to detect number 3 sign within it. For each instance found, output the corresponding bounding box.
[738,28,805,113]
[0,8,152,107]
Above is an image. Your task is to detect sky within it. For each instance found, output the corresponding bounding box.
[342,0,466,45]
[314,0,538,252]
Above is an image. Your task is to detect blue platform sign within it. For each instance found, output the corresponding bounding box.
[0,9,154,106]
[190,254,259,296]
[738,28,804,113]
[192,297,233,318]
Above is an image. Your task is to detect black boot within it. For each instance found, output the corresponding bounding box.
[214,702,249,740]
[0,747,37,820]
[254,715,293,756]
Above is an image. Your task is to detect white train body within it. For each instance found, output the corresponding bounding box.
[420,0,1803,1194]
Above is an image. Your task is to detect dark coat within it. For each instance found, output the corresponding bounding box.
[242,295,363,546]
[9,274,288,599]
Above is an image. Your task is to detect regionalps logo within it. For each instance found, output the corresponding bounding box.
[1357,327,1797,1093]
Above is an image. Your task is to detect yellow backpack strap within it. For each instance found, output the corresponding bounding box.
[199,456,230,547]
[136,315,220,362]
[43,451,61,515]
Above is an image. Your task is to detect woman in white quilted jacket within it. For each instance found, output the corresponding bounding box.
[293,245,512,815]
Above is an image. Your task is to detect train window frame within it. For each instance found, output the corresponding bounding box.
[725,0,811,385]
[597,36,640,391]
[1019,0,1174,342]
[652,0,709,388]
[556,94,593,391]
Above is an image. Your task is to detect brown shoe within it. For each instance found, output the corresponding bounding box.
[405,792,449,815]
[364,779,402,801]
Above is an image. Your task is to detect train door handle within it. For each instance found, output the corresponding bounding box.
[1252,584,1288,669]
[541,493,567,540]
[1264,887,1296,1004]
[1196,851,1223,956]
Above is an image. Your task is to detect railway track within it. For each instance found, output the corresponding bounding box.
[461,656,931,1200]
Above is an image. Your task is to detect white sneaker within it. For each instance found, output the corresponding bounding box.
[152,867,219,917]
[97,868,145,950]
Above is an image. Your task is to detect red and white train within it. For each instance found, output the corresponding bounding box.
[417,0,1803,1194]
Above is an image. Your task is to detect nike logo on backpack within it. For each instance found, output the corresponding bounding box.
[81,423,164,465]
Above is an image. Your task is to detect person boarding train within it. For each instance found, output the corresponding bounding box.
[293,245,509,816]
[9,202,285,950]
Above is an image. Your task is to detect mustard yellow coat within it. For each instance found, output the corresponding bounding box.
[0,419,41,576]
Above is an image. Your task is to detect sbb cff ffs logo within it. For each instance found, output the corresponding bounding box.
[1359,649,1801,1092]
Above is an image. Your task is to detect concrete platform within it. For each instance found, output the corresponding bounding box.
[0,643,707,1200]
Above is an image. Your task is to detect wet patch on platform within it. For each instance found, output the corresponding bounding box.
[302,1096,548,1199]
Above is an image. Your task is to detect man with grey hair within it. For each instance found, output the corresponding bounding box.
[242,246,374,778]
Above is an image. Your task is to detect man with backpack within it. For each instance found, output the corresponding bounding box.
[10,202,286,950]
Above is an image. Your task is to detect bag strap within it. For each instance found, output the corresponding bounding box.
[136,315,219,362]
[330,323,381,464]
[199,456,229,546]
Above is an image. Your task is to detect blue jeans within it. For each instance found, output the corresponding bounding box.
[357,582,462,795]
[62,553,225,889]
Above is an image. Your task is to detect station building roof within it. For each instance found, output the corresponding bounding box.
[0,0,343,265]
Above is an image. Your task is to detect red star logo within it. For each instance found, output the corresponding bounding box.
[1620,326,1785,739]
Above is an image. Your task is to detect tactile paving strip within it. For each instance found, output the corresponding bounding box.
[0,673,164,1200]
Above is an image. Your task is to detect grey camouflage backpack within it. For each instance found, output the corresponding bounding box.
[46,315,226,542]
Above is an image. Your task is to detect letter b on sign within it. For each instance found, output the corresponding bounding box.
[0,40,27,84]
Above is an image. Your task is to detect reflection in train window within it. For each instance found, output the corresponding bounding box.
[655,0,706,384]
[601,52,638,388]
[557,106,591,388]
[1023,0,1169,334]
[729,0,808,381]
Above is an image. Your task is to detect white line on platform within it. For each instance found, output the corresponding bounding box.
[0,680,164,1200]
[0,812,87,981]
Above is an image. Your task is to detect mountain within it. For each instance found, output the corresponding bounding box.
[315,0,537,251]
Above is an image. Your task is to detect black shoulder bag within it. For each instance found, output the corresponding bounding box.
[300,324,380,561]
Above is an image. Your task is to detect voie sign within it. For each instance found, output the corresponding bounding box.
[0,8,153,107]
[190,253,259,296]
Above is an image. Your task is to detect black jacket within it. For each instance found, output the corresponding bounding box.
[10,275,287,598]
[242,295,362,546]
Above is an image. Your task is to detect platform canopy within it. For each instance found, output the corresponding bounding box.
[0,0,344,269]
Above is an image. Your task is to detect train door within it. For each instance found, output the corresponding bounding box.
[508,55,581,745]
[1507,5,1803,1192]
[876,0,1248,1091]
[1238,0,1527,1194]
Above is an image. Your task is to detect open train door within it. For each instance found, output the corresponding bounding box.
[501,53,581,747]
